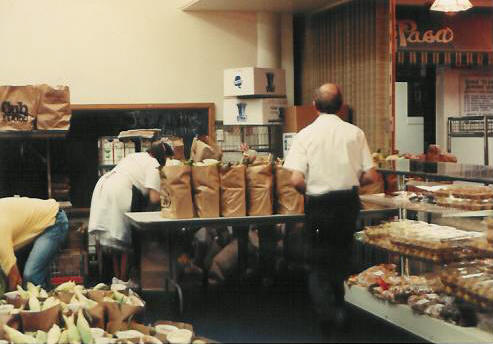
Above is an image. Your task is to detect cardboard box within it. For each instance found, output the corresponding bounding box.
[224,67,286,97]
[283,105,318,133]
[223,97,287,125]
[140,239,169,291]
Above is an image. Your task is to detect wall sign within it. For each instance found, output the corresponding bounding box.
[460,75,493,116]
[396,8,493,52]
[398,20,454,48]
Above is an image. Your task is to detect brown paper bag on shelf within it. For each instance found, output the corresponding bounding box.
[274,164,304,214]
[190,138,223,162]
[220,164,246,217]
[160,165,194,219]
[20,304,61,332]
[0,85,38,131]
[164,136,185,161]
[192,164,220,218]
[246,162,273,216]
[36,84,71,130]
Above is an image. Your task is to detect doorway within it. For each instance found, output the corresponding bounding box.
[396,65,436,154]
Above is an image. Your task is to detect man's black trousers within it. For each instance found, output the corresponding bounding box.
[305,188,361,308]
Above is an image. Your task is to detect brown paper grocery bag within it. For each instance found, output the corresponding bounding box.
[190,138,223,162]
[36,84,71,130]
[164,136,185,161]
[0,85,38,130]
[160,165,194,219]
[192,165,220,218]
[274,165,304,215]
[220,164,246,217]
[246,163,273,216]
[20,304,61,332]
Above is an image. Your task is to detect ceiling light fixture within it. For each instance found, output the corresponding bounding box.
[430,0,473,12]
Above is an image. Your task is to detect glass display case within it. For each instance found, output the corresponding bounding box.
[349,160,493,343]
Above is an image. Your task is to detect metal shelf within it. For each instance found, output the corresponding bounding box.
[448,115,493,165]
[345,285,493,344]
[377,160,493,184]
[0,130,68,139]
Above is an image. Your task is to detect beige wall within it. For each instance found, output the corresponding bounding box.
[0,0,259,120]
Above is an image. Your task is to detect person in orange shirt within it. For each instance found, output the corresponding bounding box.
[0,197,69,290]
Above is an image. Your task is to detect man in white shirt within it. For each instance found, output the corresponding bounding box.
[284,83,378,328]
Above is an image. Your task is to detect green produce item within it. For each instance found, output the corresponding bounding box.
[75,290,98,309]
[27,282,40,298]
[42,297,60,311]
[58,329,69,344]
[56,281,76,292]
[17,285,29,299]
[76,309,93,344]
[47,324,62,344]
[92,283,108,291]
[29,295,41,312]
[40,289,49,299]
[3,324,36,344]
[35,330,47,344]
[63,314,81,344]
[112,291,127,304]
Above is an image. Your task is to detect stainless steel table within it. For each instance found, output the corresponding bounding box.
[125,208,398,313]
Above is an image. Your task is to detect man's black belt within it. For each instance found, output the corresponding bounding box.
[306,186,359,204]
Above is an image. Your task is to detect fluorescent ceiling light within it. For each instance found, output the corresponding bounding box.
[430,0,473,12]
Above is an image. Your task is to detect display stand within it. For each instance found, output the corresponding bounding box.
[345,285,493,344]
[353,161,493,342]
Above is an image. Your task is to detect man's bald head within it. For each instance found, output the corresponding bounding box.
[313,83,343,114]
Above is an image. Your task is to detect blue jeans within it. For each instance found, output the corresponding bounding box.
[23,209,69,288]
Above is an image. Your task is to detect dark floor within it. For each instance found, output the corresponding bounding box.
[140,270,426,343]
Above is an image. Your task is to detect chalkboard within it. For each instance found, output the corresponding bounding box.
[69,104,214,159]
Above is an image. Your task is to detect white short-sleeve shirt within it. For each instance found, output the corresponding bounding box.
[284,114,373,196]
[114,152,161,194]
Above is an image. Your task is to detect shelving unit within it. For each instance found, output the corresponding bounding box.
[448,115,493,165]
[351,161,493,343]
[345,285,493,344]
[218,123,283,159]
[0,130,69,200]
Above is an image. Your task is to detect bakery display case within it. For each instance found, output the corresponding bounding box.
[349,160,493,343]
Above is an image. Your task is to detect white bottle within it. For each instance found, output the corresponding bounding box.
[113,139,125,164]
[124,141,136,157]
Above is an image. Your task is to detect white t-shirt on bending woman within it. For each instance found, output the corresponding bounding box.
[88,152,161,250]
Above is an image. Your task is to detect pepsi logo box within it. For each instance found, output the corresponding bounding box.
[224,67,286,97]
[223,97,288,125]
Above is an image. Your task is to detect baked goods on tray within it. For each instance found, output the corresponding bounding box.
[434,186,493,200]
[362,220,483,263]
